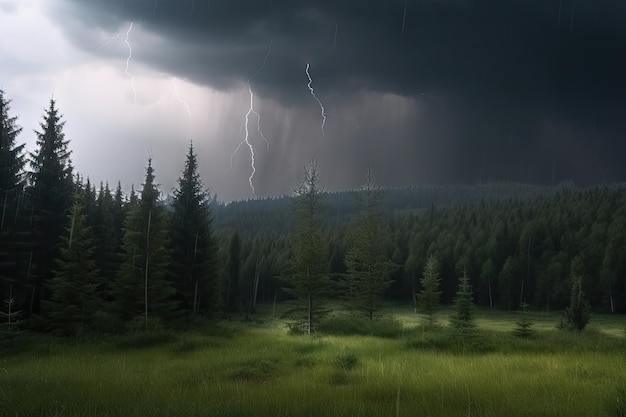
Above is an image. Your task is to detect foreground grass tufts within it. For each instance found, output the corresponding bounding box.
[2,308,625,417]
[317,315,404,338]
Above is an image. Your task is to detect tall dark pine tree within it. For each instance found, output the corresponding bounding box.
[343,169,393,320]
[0,89,28,320]
[113,159,177,326]
[417,255,441,327]
[43,201,99,335]
[28,99,74,314]
[0,89,24,193]
[285,161,330,334]
[91,183,119,302]
[170,142,219,316]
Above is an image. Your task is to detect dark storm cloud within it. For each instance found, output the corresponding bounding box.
[53,0,626,187]
[57,0,626,103]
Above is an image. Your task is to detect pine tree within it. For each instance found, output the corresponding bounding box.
[0,89,28,319]
[285,161,330,334]
[43,201,99,335]
[417,255,441,327]
[0,89,25,193]
[449,270,479,349]
[170,142,219,317]
[512,302,535,338]
[112,159,177,328]
[450,270,476,330]
[343,169,393,320]
[28,99,74,314]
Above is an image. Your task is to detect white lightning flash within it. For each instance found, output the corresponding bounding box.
[123,22,137,104]
[228,43,273,195]
[172,78,192,115]
[98,22,137,104]
[305,62,327,136]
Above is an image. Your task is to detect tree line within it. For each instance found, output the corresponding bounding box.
[0,93,218,334]
[1,90,624,337]
[215,179,626,317]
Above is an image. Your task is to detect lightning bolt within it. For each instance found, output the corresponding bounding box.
[123,22,137,104]
[172,78,192,115]
[98,22,137,104]
[305,62,327,136]
[228,43,273,195]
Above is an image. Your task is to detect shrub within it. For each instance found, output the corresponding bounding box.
[335,350,359,371]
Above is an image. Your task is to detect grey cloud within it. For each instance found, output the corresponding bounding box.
[42,0,626,193]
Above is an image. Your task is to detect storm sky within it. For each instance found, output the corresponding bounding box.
[1,0,625,201]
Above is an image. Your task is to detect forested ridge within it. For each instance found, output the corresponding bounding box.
[1,93,625,337]
[214,182,626,313]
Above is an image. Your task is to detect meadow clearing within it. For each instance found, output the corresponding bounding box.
[1,306,625,417]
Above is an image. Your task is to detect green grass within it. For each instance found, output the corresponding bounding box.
[1,307,625,416]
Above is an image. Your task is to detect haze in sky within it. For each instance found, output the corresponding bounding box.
[1,0,625,200]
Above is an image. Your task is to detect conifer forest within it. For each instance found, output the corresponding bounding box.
[1,92,625,417]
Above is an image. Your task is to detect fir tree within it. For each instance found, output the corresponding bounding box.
[285,161,330,334]
[170,142,219,316]
[43,201,99,335]
[0,89,25,193]
[0,89,28,317]
[92,182,118,302]
[448,270,480,349]
[113,159,177,327]
[343,169,393,320]
[417,255,441,327]
[28,99,74,314]
[512,302,535,338]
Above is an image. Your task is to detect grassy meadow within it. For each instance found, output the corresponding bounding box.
[1,306,625,417]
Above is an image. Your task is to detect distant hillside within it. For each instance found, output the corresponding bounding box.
[213,182,566,237]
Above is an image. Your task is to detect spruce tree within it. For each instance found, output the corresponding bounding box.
[28,99,74,314]
[449,270,478,348]
[86,183,117,303]
[0,89,25,193]
[512,302,535,338]
[170,142,219,317]
[43,201,99,335]
[285,161,329,334]
[113,159,177,327]
[450,270,475,329]
[0,89,28,318]
[343,169,393,320]
[417,255,441,327]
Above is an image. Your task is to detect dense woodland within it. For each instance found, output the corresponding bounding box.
[1,91,625,336]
